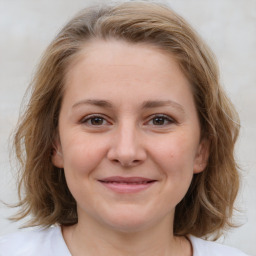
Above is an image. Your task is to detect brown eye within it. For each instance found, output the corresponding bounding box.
[152,117,166,125]
[81,115,108,126]
[90,117,104,125]
[149,115,175,126]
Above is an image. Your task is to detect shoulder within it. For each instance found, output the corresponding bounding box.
[0,225,71,256]
[189,235,250,256]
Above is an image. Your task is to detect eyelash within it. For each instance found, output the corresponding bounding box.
[80,114,111,126]
[80,114,176,128]
[145,114,176,126]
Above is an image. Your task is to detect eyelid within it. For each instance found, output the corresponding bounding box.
[79,113,177,127]
[80,114,112,126]
[145,114,177,125]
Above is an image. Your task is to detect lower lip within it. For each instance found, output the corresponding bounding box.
[99,181,156,193]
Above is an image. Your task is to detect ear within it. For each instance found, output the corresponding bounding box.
[51,137,64,168]
[193,139,210,174]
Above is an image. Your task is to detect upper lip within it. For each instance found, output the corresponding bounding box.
[98,176,156,183]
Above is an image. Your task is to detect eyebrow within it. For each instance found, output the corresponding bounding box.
[72,99,185,113]
[142,100,185,113]
[72,99,113,109]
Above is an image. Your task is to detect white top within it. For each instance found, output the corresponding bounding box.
[0,226,249,256]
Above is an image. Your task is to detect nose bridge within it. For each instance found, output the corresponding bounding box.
[118,120,137,153]
[108,118,146,166]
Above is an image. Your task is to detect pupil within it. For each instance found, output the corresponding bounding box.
[153,117,165,125]
[91,117,103,125]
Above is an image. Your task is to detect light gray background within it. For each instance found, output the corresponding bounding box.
[0,0,255,255]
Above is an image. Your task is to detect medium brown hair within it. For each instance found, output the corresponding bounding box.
[13,1,240,238]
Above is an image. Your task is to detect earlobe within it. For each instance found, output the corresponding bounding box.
[51,142,64,168]
[193,139,210,174]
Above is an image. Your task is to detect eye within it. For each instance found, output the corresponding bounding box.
[147,114,176,126]
[81,115,110,126]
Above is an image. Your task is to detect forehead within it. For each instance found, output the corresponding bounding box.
[64,39,190,91]
[62,39,195,106]
[67,39,173,69]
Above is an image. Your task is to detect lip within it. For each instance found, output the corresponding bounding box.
[98,176,157,193]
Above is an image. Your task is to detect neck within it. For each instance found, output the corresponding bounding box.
[62,213,192,256]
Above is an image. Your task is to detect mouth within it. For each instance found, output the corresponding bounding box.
[98,176,157,193]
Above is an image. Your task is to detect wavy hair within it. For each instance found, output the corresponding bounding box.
[13,1,240,238]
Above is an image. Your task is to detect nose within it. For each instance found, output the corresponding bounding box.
[107,122,147,167]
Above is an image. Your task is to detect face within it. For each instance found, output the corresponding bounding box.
[53,39,208,233]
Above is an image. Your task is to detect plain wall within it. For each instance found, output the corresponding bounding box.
[0,0,255,255]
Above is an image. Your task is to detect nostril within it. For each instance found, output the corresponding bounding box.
[111,158,141,167]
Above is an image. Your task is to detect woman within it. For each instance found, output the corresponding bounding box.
[0,1,249,255]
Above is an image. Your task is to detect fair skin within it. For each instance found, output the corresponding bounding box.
[52,39,209,256]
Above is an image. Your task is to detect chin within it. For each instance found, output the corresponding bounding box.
[99,209,159,234]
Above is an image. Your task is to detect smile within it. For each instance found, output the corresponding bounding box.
[98,176,157,193]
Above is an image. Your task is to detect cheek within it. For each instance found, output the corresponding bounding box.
[60,133,108,177]
[151,134,198,169]
[60,134,109,205]
[150,134,198,188]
